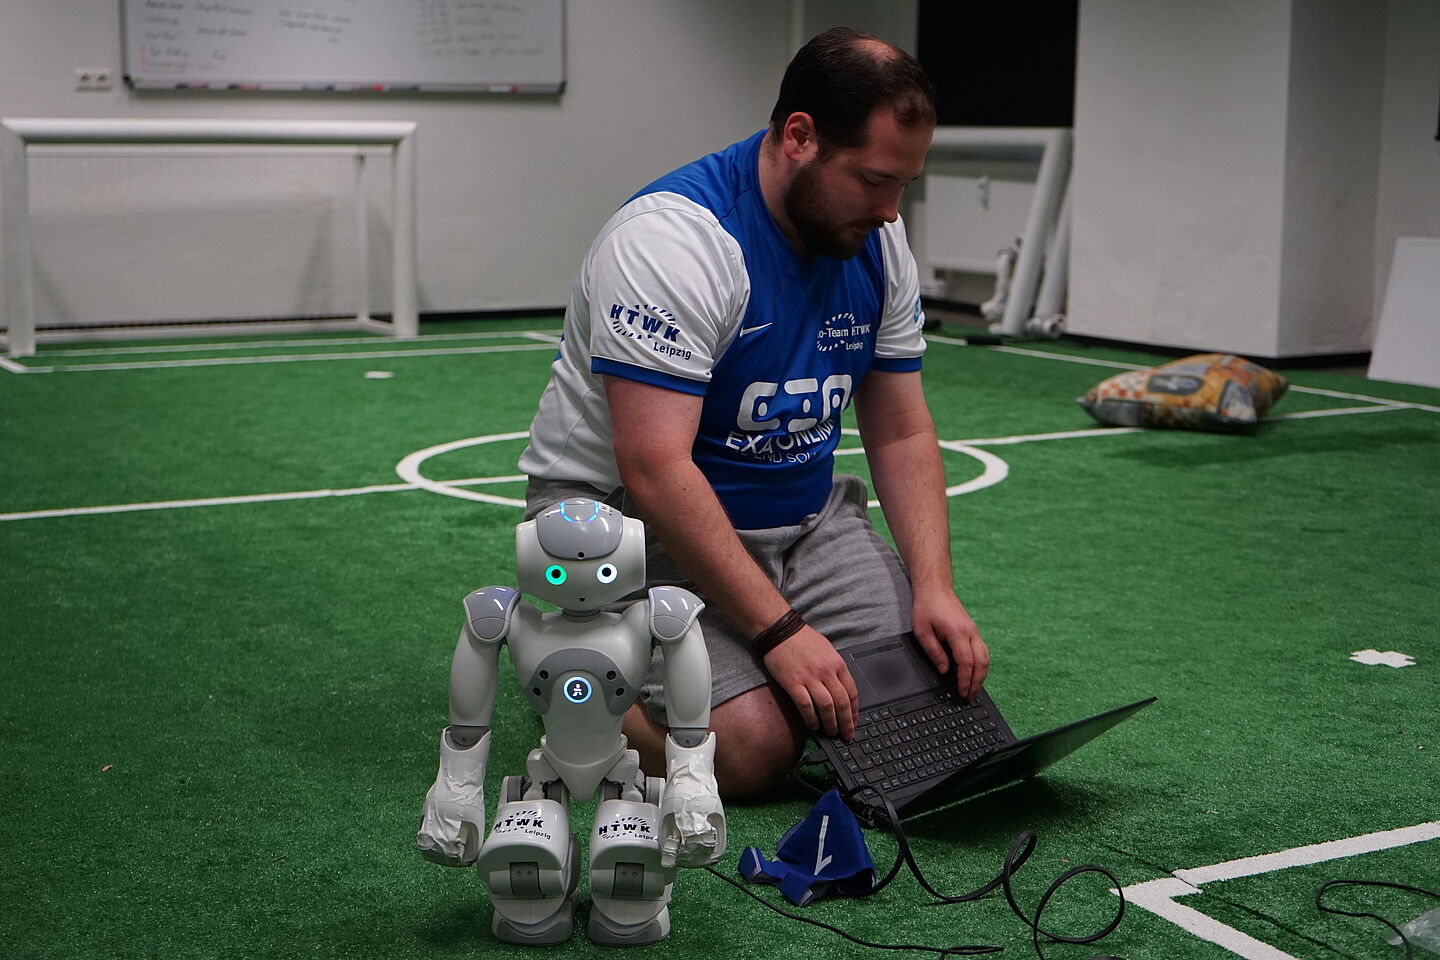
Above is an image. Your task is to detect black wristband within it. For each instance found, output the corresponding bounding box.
[751,608,807,659]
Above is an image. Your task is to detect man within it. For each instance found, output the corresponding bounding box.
[517,27,989,799]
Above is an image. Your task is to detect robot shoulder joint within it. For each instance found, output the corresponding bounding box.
[462,586,520,644]
[648,586,705,643]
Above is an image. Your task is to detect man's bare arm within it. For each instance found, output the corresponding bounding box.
[854,369,989,697]
[605,375,859,738]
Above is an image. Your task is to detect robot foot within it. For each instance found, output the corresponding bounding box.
[586,902,671,946]
[487,832,582,946]
[586,795,675,945]
[491,887,580,946]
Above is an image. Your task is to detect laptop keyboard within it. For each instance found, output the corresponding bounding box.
[832,691,1008,797]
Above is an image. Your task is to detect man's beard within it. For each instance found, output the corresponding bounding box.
[783,159,882,261]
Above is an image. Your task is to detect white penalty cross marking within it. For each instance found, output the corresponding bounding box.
[1350,649,1417,668]
[1118,821,1440,959]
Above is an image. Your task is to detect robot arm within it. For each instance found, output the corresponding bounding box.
[449,586,517,730]
[416,586,516,867]
[648,586,726,868]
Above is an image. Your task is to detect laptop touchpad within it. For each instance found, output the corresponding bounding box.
[849,635,934,706]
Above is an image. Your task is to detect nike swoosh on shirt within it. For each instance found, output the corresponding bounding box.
[737,323,773,339]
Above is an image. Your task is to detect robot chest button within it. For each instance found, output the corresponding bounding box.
[561,676,593,704]
[526,649,633,717]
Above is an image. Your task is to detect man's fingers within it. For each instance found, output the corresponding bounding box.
[790,686,820,731]
[913,630,952,674]
[952,635,990,699]
[831,669,858,740]
[812,684,839,737]
[955,656,976,699]
[971,638,991,690]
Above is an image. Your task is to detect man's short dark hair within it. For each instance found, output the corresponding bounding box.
[768,27,937,154]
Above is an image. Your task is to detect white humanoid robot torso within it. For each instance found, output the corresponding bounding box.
[417,499,725,947]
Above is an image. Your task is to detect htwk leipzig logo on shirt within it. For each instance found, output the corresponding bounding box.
[608,302,691,361]
[815,311,870,353]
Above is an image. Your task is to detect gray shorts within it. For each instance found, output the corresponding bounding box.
[524,474,913,722]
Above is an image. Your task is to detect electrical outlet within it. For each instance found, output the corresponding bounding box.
[75,67,114,91]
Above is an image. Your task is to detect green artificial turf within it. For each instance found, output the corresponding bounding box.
[2,319,1435,959]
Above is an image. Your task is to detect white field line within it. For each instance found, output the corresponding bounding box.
[9,328,1439,414]
[0,475,527,522]
[4,397,1413,524]
[1118,820,1440,960]
[9,341,558,373]
[28,328,564,357]
[923,335,1440,413]
[4,336,1433,522]
[1268,404,1407,420]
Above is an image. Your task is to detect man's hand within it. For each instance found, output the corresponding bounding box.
[911,588,989,700]
[762,626,860,740]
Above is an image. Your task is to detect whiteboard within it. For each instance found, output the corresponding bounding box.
[121,0,565,92]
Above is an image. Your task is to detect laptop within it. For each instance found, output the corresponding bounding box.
[813,632,1156,825]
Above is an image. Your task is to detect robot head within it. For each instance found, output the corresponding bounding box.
[515,499,647,611]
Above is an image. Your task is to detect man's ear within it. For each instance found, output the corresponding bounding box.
[780,112,821,164]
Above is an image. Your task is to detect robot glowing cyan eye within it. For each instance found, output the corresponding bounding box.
[545,564,567,585]
[596,564,618,584]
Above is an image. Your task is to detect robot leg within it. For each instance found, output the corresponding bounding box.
[475,776,580,945]
[587,774,675,945]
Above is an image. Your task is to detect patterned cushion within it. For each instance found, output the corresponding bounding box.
[1077,353,1288,431]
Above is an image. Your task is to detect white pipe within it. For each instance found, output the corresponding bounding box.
[354,152,371,326]
[1029,177,1072,337]
[929,126,1068,149]
[391,126,419,339]
[1,118,417,145]
[0,123,34,357]
[998,128,1070,336]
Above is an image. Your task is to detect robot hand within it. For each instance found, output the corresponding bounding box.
[658,733,726,869]
[416,728,491,867]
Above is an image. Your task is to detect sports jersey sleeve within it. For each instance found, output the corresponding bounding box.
[873,216,927,373]
[585,195,749,396]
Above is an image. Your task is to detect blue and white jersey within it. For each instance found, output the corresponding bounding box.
[518,130,927,529]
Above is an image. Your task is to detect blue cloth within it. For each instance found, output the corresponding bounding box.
[739,790,876,906]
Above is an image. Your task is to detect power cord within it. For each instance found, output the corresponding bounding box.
[1316,879,1440,959]
[858,788,1125,960]
[703,864,1000,957]
[711,779,1126,960]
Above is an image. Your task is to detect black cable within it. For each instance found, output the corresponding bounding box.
[1316,879,1440,960]
[703,865,1001,956]
[713,774,1127,960]
[859,788,1126,960]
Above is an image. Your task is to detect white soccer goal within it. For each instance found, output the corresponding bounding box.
[0,118,418,358]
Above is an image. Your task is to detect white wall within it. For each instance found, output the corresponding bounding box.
[799,0,917,54]
[1069,0,1436,358]
[0,0,792,325]
[1374,0,1440,307]
[6,0,1434,350]
[1277,0,1384,356]
[1070,0,1296,357]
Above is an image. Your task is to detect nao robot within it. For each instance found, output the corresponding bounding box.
[416,499,726,946]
